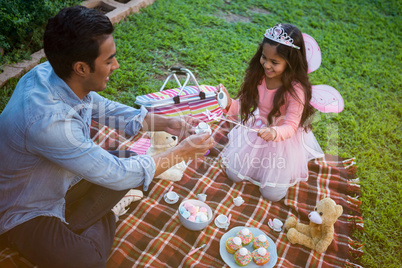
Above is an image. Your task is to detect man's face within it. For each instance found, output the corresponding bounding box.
[86,35,119,93]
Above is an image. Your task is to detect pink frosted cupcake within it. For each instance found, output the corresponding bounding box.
[225,236,242,254]
[236,228,253,245]
[252,247,270,265]
[234,247,252,266]
[253,234,269,249]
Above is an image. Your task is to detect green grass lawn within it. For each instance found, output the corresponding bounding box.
[1,0,401,266]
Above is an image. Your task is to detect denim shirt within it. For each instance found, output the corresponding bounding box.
[0,62,155,234]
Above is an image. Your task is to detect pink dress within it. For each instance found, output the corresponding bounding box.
[221,78,324,188]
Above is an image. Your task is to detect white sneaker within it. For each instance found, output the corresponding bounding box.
[112,189,143,221]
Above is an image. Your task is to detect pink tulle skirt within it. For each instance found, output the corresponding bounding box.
[220,120,324,188]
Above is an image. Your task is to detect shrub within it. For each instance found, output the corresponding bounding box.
[0,0,82,66]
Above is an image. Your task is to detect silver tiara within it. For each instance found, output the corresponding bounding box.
[264,24,300,50]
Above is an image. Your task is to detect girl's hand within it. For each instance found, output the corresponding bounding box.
[257,127,277,142]
[215,84,232,111]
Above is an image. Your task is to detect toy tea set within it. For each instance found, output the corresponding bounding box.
[146,25,344,267]
[164,185,241,231]
[167,188,342,267]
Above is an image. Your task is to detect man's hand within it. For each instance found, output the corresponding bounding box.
[165,116,201,140]
[174,132,215,160]
[152,132,216,176]
[141,113,201,140]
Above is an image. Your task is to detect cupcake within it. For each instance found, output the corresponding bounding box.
[252,247,270,265]
[225,236,242,254]
[234,247,252,266]
[236,228,253,245]
[253,234,269,249]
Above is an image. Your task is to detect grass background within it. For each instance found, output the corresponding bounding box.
[0,0,401,266]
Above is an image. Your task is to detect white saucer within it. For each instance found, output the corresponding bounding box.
[214,217,229,229]
[164,193,179,204]
[268,221,282,232]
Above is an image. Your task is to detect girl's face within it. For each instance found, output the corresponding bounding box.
[260,43,287,85]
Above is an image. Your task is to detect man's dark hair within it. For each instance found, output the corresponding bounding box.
[44,5,114,80]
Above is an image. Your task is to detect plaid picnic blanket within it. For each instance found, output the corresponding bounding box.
[0,120,364,268]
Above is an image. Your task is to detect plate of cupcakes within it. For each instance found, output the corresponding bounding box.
[219,226,278,267]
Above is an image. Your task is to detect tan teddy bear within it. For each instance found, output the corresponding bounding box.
[146,131,187,181]
[284,197,343,254]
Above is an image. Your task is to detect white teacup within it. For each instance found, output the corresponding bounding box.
[197,193,207,202]
[216,214,228,225]
[272,218,283,230]
[166,191,178,202]
[195,122,212,135]
[233,196,245,206]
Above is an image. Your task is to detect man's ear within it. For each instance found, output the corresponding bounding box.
[72,61,90,77]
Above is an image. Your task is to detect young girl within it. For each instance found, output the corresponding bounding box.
[218,23,324,202]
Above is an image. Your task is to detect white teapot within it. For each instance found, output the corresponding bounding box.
[233,196,245,206]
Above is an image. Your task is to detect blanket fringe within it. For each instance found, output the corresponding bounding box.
[348,215,364,231]
[342,157,358,177]
[345,259,364,268]
[342,157,356,167]
[345,166,364,267]
[347,194,362,208]
[347,182,360,200]
[348,178,360,185]
[348,238,365,261]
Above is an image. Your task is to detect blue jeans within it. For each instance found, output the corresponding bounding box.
[1,150,137,268]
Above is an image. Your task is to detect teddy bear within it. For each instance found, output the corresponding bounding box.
[284,197,343,254]
[146,131,187,181]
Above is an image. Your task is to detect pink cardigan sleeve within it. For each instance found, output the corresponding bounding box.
[222,84,305,142]
[225,98,240,116]
[272,86,305,142]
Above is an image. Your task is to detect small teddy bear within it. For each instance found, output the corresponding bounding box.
[284,197,343,254]
[146,131,187,181]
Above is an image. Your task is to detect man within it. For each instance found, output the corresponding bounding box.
[0,5,214,268]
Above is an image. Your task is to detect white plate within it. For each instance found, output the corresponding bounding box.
[219,226,278,268]
[164,193,179,204]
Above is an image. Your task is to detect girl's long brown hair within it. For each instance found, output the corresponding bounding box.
[237,24,315,131]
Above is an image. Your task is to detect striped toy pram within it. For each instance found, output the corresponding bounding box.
[134,67,222,122]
